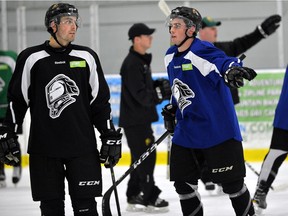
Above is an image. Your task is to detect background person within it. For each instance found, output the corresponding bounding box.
[119,23,171,213]
[0,3,122,215]
[162,6,257,215]
[199,14,281,105]
[0,50,22,187]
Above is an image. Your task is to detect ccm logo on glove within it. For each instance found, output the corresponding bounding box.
[106,140,121,145]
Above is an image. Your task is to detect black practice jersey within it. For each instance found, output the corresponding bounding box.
[4,41,112,158]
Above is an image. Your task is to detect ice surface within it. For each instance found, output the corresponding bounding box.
[0,162,287,216]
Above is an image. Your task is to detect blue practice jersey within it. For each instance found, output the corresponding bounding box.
[273,65,288,130]
[164,38,242,149]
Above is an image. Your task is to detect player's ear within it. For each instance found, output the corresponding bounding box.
[187,26,195,37]
[50,21,57,33]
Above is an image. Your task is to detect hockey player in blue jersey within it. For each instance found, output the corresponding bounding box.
[253,65,288,214]
[161,6,257,216]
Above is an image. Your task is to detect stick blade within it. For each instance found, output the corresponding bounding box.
[158,0,171,17]
[102,187,114,216]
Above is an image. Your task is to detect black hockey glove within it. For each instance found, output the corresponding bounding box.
[161,104,177,135]
[154,78,172,104]
[0,126,20,166]
[258,14,281,38]
[99,128,122,168]
[224,66,257,89]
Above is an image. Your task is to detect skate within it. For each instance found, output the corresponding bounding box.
[253,181,268,215]
[0,177,6,188]
[144,197,169,213]
[216,184,225,195]
[205,181,215,191]
[12,165,22,185]
[126,194,146,212]
[0,163,6,188]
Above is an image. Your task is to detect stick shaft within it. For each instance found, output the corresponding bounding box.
[245,161,274,190]
[102,130,170,216]
[109,161,121,215]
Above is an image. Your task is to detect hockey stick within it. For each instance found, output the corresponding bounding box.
[102,130,170,216]
[109,161,121,216]
[166,134,171,179]
[158,0,171,17]
[158,0,171,180]
[244,161,274,190]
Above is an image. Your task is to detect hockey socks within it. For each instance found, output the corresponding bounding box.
[227,184,255,216]
[175,182,203,216]
[40,199,65,216]
[72,198,98,216]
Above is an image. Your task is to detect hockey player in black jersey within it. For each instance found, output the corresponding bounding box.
[0,3,122,216]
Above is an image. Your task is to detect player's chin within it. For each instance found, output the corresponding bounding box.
[170,37,178,45]
[69,35,76,41]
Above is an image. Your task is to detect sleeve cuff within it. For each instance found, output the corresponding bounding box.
[257,25,268,38]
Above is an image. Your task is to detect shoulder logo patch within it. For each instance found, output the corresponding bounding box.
[70,61,86,68]
[182,63,193,71]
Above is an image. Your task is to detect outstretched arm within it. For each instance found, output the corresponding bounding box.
[215,14,281,57]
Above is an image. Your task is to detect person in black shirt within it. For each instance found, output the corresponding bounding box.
[119,23,170,213]
[199,14,281,105]
[0,3,122,216]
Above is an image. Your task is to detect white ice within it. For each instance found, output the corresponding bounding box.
[0,162,287,216]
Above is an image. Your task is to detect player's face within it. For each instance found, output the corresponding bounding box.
[199,26,218,43]
[55,16,78,46]
[169,18,189,46]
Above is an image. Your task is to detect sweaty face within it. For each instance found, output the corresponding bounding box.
[54,16,78,46]
[199,26,218,43]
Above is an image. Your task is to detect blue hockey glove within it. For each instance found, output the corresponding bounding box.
[99,128,122,168]
[161,104,177,134]
[224,66,257,88]
[0,126,20,166]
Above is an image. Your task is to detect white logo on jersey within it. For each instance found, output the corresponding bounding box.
[45,74,79,119]
[172,78,195,114]
[55,61,66,64]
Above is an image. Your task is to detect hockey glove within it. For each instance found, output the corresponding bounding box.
[154,78,172,104]
[0,126,20,166]
[258,14,281,38]
[224,66,257,88]
[99,128,122,168]
[161,104,177,134]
